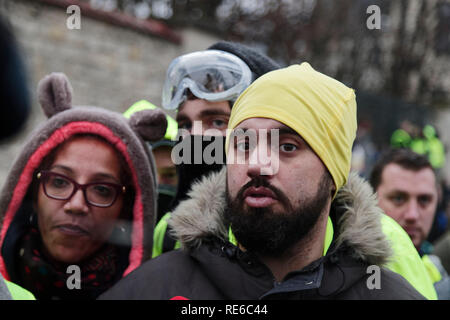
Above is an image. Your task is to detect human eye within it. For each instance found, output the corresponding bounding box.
[235,137,251,152]
[236,141,249,152]
[178,121,192,131]
[49,175,70,189]
[390,194,406,206]
[280,143,298,153]
[91,184,114,198]
[211,118,227,129]
[418,195,432,207]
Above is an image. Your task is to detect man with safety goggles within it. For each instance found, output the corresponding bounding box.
[147,42,439,301]
[152,41,281,257]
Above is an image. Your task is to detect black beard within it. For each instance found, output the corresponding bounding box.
[224,173,332,258]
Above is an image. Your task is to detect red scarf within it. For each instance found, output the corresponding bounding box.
[16,228,119,300]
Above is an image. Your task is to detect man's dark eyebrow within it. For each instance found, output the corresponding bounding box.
[199,109,231,117]
[387,190,408,197]
[271,127,306,146]
[276,127,300,137]
[232,126,306,145]
[236,126,299,136]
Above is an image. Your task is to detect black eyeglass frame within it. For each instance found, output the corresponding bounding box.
[37,170,126,208]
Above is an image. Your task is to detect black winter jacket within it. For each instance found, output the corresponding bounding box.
[100,170,424,300]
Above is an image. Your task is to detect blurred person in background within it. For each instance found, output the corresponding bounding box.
[391,122,446,171]
[0,73,166,299]
[0,17,35,300]
[350,119,378,179]
[434,225,450,284]
[391,122,448,241]
[152,41,281,257]
[370,148,450,299]
[124,100,178,222]
[0,18,30,141]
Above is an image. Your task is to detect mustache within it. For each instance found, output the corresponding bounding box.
[236,176,292,211]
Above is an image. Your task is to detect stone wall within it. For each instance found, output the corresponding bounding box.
[2,0,450,188]
[0,0,219,185]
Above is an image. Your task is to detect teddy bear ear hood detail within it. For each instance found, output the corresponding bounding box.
[129,109,167,143]
[37,72,167,143]
[38,72,73,118]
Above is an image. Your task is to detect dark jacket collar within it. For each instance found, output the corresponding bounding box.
[168,168,392,267]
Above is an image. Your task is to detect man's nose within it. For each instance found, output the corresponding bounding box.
[190,121,204,136]
[246,143,279,178]
[403,200,420,223]
[64,189,89,215]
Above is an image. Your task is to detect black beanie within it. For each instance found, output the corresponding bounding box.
[207,41,280,81]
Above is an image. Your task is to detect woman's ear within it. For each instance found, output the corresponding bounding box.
[37,72,73,118]
[129,109,167,142]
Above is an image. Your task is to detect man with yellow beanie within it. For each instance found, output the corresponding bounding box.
[101,63,425,300]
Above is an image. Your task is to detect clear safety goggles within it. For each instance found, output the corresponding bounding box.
[162,50,253,110]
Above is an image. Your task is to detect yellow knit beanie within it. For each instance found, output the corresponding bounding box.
[226,63,357,194]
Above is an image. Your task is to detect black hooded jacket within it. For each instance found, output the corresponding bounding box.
[100,169,424,300]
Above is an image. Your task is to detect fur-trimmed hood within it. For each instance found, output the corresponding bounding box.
[168,168,392,266]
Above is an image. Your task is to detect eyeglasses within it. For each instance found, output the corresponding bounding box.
[162,50,253,110]
[37,171,126,208]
